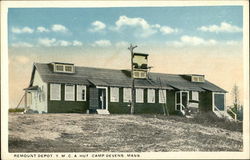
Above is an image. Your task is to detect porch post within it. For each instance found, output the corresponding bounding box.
[24,91,27,108]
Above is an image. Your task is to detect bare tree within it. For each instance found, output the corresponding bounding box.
[231,84,240,109]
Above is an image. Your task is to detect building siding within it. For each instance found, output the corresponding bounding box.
[166,90,176,114]
[108,87,170,114]
[45,83,213,114]
[108,87,131,114]
[30,70,47,113]
[199,91,212,112]
[47,83,89,113]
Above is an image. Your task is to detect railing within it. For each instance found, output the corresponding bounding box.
[213,105,226,118]
[227,108,237,121]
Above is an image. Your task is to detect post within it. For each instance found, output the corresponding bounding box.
[24,92,27,108]
[128,44,137,114]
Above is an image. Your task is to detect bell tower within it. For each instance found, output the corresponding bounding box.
[132,53,149,79]
[128,44,150,114]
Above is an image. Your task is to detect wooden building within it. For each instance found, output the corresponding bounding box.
[24,62,228,117]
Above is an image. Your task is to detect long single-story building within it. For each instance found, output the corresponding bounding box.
[24,62,227,116]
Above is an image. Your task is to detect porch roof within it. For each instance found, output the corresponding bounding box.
[23,85,39,91]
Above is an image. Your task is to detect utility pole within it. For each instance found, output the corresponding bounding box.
[128,44,137,114]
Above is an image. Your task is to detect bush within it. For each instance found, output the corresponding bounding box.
[9,108,25,113]
[190,112,242,132]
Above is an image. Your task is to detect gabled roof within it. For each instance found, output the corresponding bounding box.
[31,62,226,92]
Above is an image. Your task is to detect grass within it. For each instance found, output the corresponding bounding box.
[9,113,243,152]
[143,112,243,132]
[9,108,25,113]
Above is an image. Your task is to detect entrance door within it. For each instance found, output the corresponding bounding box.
[175,91,189,111]
[182,92,188,109]
[98,88,106,109]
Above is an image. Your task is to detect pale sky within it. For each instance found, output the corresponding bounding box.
[8,6,244,108]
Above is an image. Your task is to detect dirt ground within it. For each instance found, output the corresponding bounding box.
[8,113,243,152]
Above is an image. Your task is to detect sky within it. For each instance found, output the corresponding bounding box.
[8,6,244,108]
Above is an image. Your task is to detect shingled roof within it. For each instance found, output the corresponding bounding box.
[30,63,226,92]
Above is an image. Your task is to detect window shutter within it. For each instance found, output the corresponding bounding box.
[192,91,199,101]
[77,85,86,101]
[136,89,144,103]
[159,89,166,103]
[110,87,119,102]
[65,85,75,101]
[50,84,61,100]
[147,89,155,103]
[123,88,131,102]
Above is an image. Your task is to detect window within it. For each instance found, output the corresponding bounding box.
[133,71,140,78]
[192,91,199,101]
[110,87,119,102]
[50,83,61,100]
[77,85,86,101]
[65,65,73,72]
[55,64,64,72]
[65,84,75,101]
[213,93,225,111]
[123,88,131,102]
[140,72,146,78]
[192,76,205,82]
[133,71,147,79]
[159,89,166,103]
[136,89,144,103]
[192,76,199,82]
[147,89,155,103]
[54,64,74,73]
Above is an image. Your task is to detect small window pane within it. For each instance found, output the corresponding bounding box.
[198,76,204,82]
[65,65,73,72]
[56,65,64,71]
[136,89,144,103]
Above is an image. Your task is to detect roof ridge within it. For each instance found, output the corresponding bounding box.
[34,62,198,76]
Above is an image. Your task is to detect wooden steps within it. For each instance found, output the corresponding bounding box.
[96,109,110,115]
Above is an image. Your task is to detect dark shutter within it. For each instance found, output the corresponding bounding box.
[89,88,99,109]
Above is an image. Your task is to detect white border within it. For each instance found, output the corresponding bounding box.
[1,1,249,159]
